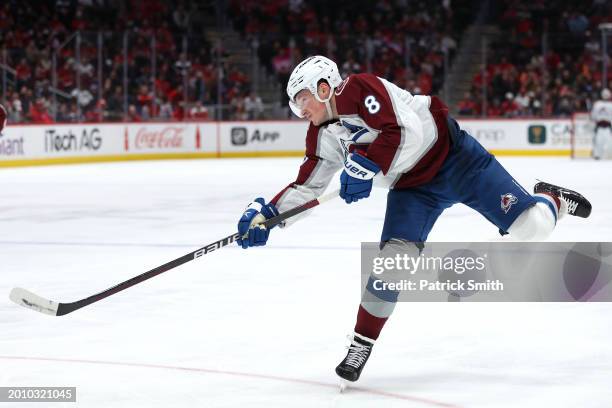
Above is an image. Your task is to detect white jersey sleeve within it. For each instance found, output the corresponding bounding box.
[270,122,345,227]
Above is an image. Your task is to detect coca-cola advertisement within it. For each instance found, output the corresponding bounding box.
[130,126,187,151]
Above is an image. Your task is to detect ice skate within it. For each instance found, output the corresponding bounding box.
[534,181,592,218]
[335,333,375,383]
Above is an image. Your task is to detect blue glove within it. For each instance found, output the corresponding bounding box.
[237,197,279,249]
[340,153,380,203]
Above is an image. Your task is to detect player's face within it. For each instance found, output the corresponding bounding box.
[294,89,326,125]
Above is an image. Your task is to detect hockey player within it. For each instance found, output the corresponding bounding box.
[235,56,592,383]
[591,88,612,160]
[0,104,7,134]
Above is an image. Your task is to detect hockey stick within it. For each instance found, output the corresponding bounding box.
[9,190,339,316]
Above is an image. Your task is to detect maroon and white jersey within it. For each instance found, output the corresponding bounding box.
[271,73,451,225]
[591,100,612,125]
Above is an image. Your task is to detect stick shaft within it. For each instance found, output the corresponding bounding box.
[54,190,338,315]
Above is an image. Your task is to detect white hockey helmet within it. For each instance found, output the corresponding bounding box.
[602,88,611,100]
[287,55,343,118]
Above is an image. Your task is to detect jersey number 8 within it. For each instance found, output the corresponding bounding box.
[364,95,380,114]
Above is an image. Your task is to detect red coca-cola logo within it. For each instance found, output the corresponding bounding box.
[134,127,184,149]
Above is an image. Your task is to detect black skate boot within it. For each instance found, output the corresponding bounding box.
[534,181,592,218]
[335,333,375,382]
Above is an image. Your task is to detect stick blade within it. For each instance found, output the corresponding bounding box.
[9,287,59,316]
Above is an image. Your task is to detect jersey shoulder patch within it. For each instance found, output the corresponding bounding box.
[335,73,381,96]
[335,74,383,117]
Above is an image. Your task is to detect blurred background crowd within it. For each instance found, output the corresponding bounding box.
[0,0,610,124]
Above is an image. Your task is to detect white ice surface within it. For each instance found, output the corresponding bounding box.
[1,157,611,408]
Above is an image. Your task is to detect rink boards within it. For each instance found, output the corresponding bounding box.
[0,118,574,167]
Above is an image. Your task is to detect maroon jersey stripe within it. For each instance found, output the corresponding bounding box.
[271,124,322,205]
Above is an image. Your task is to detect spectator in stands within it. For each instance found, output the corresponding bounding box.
[189,100,209,120]
[137,85,154,118]
[231,94,248,120]
[244,91,264,120]
[341,51,362,78]
[501,92,520,117]
[56,102,70,122]
[158,96,174,120]
[457,91,480,116]
[29,98,53,123]
[514,88,531,116]
[127,104,142,122]
[487,98,503,117]
[8,92,23,123]
[105,86,124,122]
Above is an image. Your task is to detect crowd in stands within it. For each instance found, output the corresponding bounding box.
[460,0,612,117]
[0,0,260,124]
[2,1,611,123]
[228,0,477,107]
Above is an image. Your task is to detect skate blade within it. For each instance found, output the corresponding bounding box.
[339,380,348,393]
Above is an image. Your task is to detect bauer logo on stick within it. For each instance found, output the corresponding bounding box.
[501,193,518,214]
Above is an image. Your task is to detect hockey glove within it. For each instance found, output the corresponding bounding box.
[340,153,380,203]
[237,197,279,249]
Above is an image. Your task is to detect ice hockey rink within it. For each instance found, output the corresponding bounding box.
[1,156,611,408]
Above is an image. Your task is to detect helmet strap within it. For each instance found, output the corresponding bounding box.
[324,100,333,121]
[314,89,334,121]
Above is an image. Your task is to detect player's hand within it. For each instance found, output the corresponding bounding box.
[339,153,380,204]
[237,198,279,249]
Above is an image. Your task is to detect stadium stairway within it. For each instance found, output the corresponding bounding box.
[204,25,283,118]
[445,24,501,115]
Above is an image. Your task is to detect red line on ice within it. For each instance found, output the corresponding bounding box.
[0,355,461,407]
